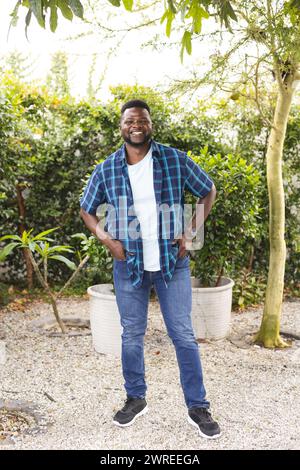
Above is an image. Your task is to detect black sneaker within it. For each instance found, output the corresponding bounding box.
[113,397,148,427]
[188,407,221,439]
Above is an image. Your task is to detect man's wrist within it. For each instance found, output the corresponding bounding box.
[95,224,114,246]
[101,236,116,249]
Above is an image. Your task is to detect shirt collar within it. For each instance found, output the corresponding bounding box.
[118,139,160,167]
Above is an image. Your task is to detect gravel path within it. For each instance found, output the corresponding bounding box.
[0,296,299,450]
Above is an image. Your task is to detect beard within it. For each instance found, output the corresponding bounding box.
[122,131,152,147]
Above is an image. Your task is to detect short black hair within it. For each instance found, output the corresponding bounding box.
[121,99,151,115]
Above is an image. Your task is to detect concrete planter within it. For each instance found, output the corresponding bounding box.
[87,276,234,354]
[191,277,234,341]
[87,284,122,357]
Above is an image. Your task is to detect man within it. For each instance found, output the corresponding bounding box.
[80,99,220,439]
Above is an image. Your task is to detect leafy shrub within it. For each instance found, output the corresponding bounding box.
[186,148,263,295]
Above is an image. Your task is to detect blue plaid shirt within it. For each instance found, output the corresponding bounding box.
[80,140,213,288]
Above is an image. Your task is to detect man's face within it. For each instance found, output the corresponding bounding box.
[120,107,153,147]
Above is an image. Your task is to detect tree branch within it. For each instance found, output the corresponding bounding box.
[56,255,90,298]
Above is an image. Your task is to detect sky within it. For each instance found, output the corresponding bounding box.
[0,1,214,102]
[2,2,300,108]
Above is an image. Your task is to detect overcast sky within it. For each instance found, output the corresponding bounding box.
[0,1,213,102]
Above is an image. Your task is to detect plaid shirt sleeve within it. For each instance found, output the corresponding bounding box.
[80,165,107,215]
[184,154,213,198]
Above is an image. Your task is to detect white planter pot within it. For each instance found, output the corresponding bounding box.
[87,284,122,357]
[191,277,234,341]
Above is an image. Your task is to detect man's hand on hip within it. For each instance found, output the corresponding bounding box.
[172,233,193,258]
[104,239,126,261]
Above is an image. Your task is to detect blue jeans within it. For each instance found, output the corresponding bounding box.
[113,255,209,409]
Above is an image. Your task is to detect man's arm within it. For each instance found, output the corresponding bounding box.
[175,184,217,258]
[186,183,217,237]
[79,208,126,260]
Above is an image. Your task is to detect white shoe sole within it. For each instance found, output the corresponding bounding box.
[187,416,221,439]
[113,405,149,428]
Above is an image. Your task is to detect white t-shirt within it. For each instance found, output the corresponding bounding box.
[127,147,161,271]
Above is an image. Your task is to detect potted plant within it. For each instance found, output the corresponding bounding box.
[186,148,262,340]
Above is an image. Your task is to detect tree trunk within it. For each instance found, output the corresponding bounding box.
[27,250,67,334]
[16,183,33,289]
[255,79,294,348]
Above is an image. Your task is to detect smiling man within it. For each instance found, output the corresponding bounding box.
[80,99,220,439]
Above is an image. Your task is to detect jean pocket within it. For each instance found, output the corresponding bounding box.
[176,253,190,265]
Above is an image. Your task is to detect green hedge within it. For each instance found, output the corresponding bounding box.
[0,77,224,282]
[0,74,299,306]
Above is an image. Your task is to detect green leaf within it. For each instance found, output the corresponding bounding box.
[290,0,300,9]
[122,0,133,11]
[199,6,209,19]
[25,8,32,39]
[0,242,21,262]
[167,0,177,14]
[37,241,49,256]
[194,7,209,33]
[0,235,22,242]
[34,243,44,256]
[28,0,45,28]
[49,255,76,270]
[31,227,59,241]
[181,30,192,60]
[69,0,84,18]
[180,43,184,63]
[49,1,58,32]
[193,15,202,34]
[161,9,175,37]
[166,13,174,38]
[219,1,237,29]
[160,10,168,24]
[71,233,87,240]
[9,1,21,28]
[57,0,73,20]
[48,245,74,254]
[225,2,237,21]
[21,231,28,244]
[186,32,192,54]
[108,0,121,6]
